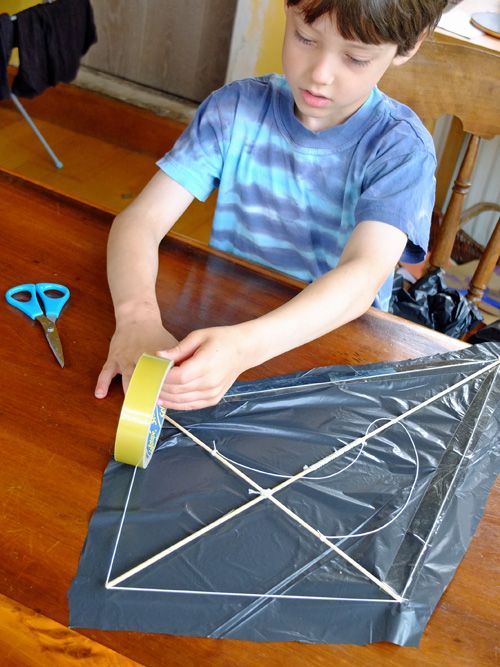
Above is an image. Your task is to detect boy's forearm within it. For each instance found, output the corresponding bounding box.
[240,259,380,368]
[107,212,163,326]
[106,171,195,328]
[241,221,407,369]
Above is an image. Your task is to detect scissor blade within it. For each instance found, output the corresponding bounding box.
[36,316,65,367]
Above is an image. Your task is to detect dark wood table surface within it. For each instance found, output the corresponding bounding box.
[0,173,497,666]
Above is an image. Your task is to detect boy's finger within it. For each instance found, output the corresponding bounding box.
[159,388,221,410]
[121,373,131,395]
[95,358,126,398]
[95,366,115,398]
[158,331,205,363]
[163,364,204,393]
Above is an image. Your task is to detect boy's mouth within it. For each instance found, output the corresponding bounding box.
[300,89,331,108]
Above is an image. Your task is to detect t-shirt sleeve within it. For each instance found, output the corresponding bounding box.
[355,148,437,263]
[156,91,226,201]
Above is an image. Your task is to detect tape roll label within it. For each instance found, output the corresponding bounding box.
[147,405,167,461]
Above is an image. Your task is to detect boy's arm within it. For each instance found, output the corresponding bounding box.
[95,171,194,397]
[158,220,408,410]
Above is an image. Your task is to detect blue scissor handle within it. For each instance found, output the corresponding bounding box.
[36,283,70,319]
[5,284,44,320]
[5,282,70,320]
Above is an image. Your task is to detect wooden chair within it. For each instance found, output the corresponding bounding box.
[379,37,500,304]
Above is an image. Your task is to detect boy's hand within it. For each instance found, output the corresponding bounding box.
[95,320,178,398]
[157,325,252,411]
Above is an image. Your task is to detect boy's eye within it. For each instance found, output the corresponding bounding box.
[295,30,314,46]
[347,55,370,67]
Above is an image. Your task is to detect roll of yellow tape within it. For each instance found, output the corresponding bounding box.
[114,353,173,468]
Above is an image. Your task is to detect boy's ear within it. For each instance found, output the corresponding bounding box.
[392,31,428,67]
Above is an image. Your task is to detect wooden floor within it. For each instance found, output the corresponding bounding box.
[0,87,215,243]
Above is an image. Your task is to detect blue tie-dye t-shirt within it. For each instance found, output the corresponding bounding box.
[157,74,436,310]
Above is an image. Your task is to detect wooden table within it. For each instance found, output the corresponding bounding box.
[0,173,497,666]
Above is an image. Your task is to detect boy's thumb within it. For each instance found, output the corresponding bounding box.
[157,347,180,362]
[157,335,198,363]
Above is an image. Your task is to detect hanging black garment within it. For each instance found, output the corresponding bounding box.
[12,0,97,99]
[0,14,14,100]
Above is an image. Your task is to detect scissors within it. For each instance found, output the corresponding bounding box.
[5,282,70,367]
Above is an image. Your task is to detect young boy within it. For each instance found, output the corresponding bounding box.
[95,0,447,410]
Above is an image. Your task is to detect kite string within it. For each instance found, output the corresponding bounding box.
[106,465,138,585]
[109,585,402,604]
[162,415,403,603]
[224,358,491,401]
[105,466,400,603]
[107,415,403,600]
[402,362,500,597]
[327,421,419,539]
[210,418,419,540]
[211,437,366,481]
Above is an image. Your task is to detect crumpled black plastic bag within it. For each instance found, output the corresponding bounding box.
[469,319,500,344]
[390,268,483,338]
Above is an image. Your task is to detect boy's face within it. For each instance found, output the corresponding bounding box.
[282,5,412,132]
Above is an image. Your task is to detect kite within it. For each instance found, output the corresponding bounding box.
[69,342,500,646]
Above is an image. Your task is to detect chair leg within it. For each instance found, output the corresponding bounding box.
[467,218,500,303]
[435,116,464,213]
[10,93,63,169]
[429,134,481,270]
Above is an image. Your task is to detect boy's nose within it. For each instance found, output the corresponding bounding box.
[310,55,335,86]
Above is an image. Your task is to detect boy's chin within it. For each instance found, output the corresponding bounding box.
[294,103,337,131]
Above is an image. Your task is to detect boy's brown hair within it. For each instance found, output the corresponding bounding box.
[286,0,448,55]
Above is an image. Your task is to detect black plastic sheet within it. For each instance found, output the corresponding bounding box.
[69,343,500,646]
[390,268,483,337]
[469,319,500,344]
